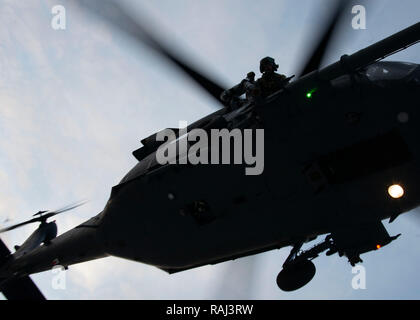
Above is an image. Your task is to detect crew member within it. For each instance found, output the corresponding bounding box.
[256,57,289,98]
[220,72,257,109]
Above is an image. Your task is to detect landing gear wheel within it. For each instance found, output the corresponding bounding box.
[276,260,316,291]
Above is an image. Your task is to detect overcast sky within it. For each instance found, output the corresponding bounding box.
[0,0,420,299]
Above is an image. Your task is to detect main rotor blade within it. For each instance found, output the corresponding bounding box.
[0,218,40,234]
[42,200,88,220]
[214,257,258,299]
[0,200,87,234]
[1,276,46,300]
[76,0,226,106]
[297,0,348,77]
[0,238,45,300]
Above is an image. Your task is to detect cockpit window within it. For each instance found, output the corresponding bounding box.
[365,62,418,81]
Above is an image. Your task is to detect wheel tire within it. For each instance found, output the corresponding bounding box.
[276,260,316,292]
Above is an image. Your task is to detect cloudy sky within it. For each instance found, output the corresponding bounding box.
[0,0,419,299]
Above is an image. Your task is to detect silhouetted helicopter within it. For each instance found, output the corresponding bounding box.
[1,0,419,299]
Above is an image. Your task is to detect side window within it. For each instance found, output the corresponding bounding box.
[330,74,352,88]
[365,62,418,81]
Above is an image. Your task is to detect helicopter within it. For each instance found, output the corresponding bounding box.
[0,0,420,299]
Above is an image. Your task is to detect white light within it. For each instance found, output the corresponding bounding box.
[388,184,404,199]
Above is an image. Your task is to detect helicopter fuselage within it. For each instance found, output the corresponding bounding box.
[100,61,420,272]
[3,61,419,279]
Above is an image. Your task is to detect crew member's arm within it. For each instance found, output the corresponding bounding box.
[220,81,246,103]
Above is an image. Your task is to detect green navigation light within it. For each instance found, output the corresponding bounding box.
[306,88,317,99]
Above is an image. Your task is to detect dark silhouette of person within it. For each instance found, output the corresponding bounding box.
[256,57,289,98]
[220,72,257,109]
